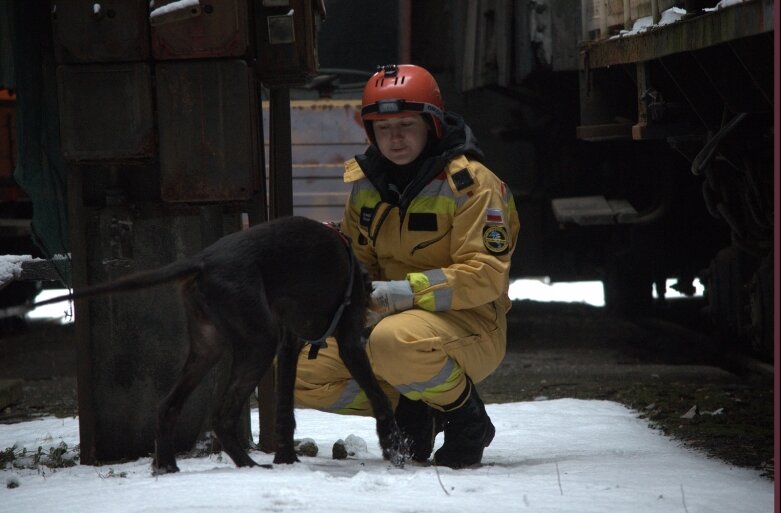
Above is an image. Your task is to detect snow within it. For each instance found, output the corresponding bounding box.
[1,400,773,513]
[609,0,752,40]
[149,0,200,19]
[705,0,751,11]
[612,7,687,38]
[0,254,35,286]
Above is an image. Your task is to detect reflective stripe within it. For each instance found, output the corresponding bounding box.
[431,287,453,311]
[332,360,463,410]
[506,189,517,214]
[415,177,473,210]
[351,181,381,209]
[407,194,456,216]
[408,269,451,311]
[422,268,447,286]
[330,379,369,414]
[418,177,454,198]
[396,358,463,402]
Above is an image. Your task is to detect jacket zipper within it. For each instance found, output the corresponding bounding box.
[410,226,452,255]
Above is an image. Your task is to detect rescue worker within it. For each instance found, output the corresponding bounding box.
[294,64,520,468]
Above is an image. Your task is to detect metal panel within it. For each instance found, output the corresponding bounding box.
[552,195,638,225]
[150,0,249,59]
[262,100,365,221]
[156,60,258,202]
[549,2,582,71]
[460,0,514,91]
[256,0,323,86]
[57,64,154,160]
[51,0,150,63]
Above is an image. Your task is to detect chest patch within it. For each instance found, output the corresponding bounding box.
[360,207,374,227]
[408,213,438,231]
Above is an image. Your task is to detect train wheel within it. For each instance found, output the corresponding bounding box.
[703,246,747,351]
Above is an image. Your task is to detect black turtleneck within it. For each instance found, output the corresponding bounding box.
[382,138,438,203]
[356,111,486,208]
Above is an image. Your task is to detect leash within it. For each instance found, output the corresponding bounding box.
[305,223,356,359]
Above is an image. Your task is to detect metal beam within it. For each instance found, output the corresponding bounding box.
[257,86,295,453]
[267,87,294,218]
[580,0,774,69]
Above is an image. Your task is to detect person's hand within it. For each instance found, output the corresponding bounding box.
[365,280,413,326]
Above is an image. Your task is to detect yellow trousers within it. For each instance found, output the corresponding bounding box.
[294,303,506,415]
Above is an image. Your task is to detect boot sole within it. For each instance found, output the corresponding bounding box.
[432,420,496,469]
[483,420,496,448]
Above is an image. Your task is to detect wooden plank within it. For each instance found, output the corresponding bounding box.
[581,0,773,69]
[0,256,70,291]
[19,258,70,283]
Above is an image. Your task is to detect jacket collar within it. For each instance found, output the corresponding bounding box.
[348,112,485,207]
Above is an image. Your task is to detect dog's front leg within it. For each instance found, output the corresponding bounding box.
[336,334,407,468]
[272,332,301,464]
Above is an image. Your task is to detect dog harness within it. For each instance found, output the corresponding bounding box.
[304,223,356,359]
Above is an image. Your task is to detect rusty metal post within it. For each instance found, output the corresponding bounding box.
[651,0,660,25]
[599,0,608,39]
[268,87,294,219]
[632,61,650,140]
[67,164,97,465]
[623,0,631,30]
[257,86,293,453]
[398,0,412,63]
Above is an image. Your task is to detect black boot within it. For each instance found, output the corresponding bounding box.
[433,380,495,468]
[394,395,442,463]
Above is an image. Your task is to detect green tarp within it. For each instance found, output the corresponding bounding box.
[3,1,70,285]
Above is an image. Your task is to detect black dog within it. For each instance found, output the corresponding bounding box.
[11,216,406,472]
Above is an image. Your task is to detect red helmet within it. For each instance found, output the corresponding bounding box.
[361,64,445,143]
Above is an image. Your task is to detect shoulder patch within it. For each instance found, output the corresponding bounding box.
[451,168,475,191]
[343,158,365,183]
[483,225,510,255]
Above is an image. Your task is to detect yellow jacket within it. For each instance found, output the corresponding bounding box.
[341,153,520,315]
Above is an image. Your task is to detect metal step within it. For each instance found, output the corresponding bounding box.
[551,195,638,226]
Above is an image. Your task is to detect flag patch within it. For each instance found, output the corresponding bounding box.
[485,208,504,225]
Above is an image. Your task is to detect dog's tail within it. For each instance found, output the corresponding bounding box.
[0,258,203,319]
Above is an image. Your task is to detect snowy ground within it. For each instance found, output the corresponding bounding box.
[0,399,772,513]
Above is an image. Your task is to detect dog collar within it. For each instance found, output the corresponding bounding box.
[305,223,356,359]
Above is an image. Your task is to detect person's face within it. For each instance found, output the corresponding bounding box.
[372,115,430,165]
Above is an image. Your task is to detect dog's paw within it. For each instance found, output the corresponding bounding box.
[273,451,300,465]
[381,435,409,469]
[151,463,180,476]
[382,445,407,468]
